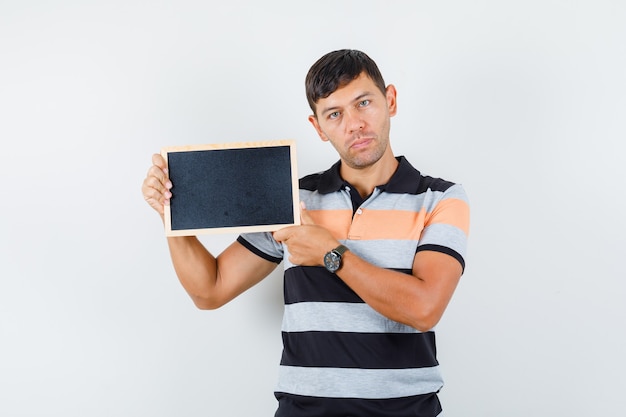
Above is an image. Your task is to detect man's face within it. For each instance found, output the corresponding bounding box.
[309,72,397,170]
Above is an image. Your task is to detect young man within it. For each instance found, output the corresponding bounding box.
[142,49,470,417]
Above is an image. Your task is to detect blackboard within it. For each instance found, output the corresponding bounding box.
[161,140,300,236]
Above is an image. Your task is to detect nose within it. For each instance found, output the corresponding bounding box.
[344,108,364,133]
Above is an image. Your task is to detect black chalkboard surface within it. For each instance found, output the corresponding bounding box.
[161,140,300,236]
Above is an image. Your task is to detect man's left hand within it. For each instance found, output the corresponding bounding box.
[273,202,339,266]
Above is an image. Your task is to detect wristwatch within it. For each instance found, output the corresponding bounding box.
[323,244,349,273]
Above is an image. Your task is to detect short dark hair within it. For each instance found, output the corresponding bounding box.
[305,49,386,115]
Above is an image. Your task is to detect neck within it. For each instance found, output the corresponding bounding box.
[340,149,399,198]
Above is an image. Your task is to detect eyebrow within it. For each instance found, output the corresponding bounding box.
[319,92,374,117]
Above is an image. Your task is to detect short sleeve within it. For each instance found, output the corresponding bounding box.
[416,184,470,271]
[237,232,284,264]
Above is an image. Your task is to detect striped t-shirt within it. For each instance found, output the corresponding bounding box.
[238,156,470,417]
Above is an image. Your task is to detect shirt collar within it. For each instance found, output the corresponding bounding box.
[317,156,422,195]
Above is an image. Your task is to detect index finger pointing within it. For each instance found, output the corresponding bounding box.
[272,226,293,243]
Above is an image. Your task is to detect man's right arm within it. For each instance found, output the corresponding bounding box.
[166,236,277,309]
[142,153,278,309]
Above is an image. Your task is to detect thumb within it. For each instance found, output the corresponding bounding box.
[299,201,316,226]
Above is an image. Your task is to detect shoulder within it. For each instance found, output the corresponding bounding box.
[419,176,468,203]
[299,159,343,193]
[299,171,324,191]
[417,175,456,193]
[392,157,467,201]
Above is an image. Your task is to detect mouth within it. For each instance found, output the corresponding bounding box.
[349,137,374,150]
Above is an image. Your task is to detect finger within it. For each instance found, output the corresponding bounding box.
[272,226,293,243]
[141,177,169,213]
[152,153,168,173]
[146,163,172,190]
[299,201,316,226]
[142,155,173,214]
[143,173,170,199]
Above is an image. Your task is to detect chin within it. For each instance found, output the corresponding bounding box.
[346,148,386,169]
[346,156,382,169]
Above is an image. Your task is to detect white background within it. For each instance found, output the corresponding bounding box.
[1,1,625,416]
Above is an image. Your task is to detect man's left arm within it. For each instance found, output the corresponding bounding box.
[273,201,468,332]
[334,249,462,332]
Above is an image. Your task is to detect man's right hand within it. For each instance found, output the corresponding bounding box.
[141,153,172,218]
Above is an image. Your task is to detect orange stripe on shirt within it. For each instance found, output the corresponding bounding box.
[424,198,470,236]
[308,209,353,240]
[308,198,469,241]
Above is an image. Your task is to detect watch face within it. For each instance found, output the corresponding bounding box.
[324,251,341,273]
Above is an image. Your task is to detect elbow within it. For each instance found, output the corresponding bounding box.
[411,318,440,333]
[408,305,444,333]
[190,294,225,310]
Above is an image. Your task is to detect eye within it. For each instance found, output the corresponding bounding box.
[328,111,340,120]
[358,99,370,108]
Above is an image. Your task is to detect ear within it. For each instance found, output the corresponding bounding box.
[385,84,398,117]
[308,114,330,142]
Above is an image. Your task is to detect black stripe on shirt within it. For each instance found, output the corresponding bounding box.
[274,391,442,417]
[417,243,465,272]
[236,235,282,264]
[280,331,438,369]
[284,267,413,305]
[284,267,363,304]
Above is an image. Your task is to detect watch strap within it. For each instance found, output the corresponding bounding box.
[332,244,348,256]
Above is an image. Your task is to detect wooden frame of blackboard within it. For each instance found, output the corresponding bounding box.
[161,140,300,236]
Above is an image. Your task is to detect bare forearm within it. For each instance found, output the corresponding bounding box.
[166,236,219,307]
[336,251,461,332]
[273,221,461,331]
[143,153,275,309]
[337,252,427,330]
[165,237,278,310]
